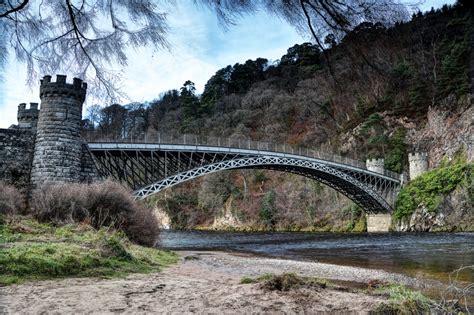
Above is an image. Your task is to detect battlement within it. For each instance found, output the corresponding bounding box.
[408,152,428,180]
[366,158,385,174]
[366,158,384,166]
[17,102,40,130]
[40,74,87,102]
[31,74,89,186]
[408,152,428,161]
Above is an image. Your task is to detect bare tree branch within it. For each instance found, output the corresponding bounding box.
[0,0,29,18]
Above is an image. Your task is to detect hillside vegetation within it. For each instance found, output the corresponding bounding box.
[84,4,473,231]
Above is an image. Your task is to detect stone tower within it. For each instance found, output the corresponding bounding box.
[30,75,87,185]
[366,158,385,174]
[17,102,40,132]
[408,152,428,180]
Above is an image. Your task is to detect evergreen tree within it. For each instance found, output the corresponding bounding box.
[180,81,200,129]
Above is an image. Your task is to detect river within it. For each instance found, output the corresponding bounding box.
[159,230,474,283]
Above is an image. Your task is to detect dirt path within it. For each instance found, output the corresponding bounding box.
[0,251,428,314]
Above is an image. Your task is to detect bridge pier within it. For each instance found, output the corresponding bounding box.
[366,213,392,232]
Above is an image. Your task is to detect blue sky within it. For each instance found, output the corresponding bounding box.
[0,0,455,128]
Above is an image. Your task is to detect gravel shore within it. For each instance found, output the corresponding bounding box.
[0,250,433,314]
[185,251,425,287]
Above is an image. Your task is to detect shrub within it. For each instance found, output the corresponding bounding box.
[261,273,304,291]
[31,180,159,246]
[0,182,26,216]
[394,161,473,220]
[259,190,277,228]
[198,172,235,212]
[384,128,407,174]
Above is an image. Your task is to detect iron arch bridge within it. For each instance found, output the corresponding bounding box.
[86,134,401,213]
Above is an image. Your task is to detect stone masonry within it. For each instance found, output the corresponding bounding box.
[365,158,385,174]
[367,214,392,232]
[0,129,35,188]
[0,74,99,190]
[30,75,88,185]
[17,103,40,132]
[408,152,428,180]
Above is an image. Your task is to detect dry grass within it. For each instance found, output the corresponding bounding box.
[31,180,159,246]
[0,181,26,216]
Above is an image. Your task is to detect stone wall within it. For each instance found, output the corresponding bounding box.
[0,129,35,189]
[1,75,100,190]
[80,143,100,183]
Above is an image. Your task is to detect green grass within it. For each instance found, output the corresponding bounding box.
[0,217,178,285]
[373,284,435,314]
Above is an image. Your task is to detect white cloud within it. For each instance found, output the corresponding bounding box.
[2,1,454,128]
[0,62,39,128]
[0,1,304,128]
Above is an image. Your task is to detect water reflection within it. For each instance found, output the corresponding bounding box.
[158,231,474,282]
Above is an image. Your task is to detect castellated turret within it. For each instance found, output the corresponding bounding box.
[17,102,40,131]
[408,152,428,180]
[30,75,87,185]
[366,158,385,174]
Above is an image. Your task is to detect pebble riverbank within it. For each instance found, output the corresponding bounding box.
[0,251,438,314]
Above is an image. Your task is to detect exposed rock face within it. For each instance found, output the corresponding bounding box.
[409,205,443,232]
[212,196,242,230]
[408,99,473,166]
[396,186,473,232]
[154,207,171,229]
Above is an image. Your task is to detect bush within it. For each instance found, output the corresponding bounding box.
[31,180,159,246]
[0,182,26,216]
[259,190,277,228]
[261,273,304,291]
[394,161,473,220]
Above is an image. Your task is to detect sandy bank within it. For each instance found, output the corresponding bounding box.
[0,251,430,314]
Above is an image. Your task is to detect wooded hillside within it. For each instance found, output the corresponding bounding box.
[85,4,473,231]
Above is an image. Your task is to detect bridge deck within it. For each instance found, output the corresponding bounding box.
[87,142,401,183]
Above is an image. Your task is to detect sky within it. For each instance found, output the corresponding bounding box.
[0,0,455,128]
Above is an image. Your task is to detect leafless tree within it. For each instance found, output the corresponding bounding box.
[439,265,474,314]
[1,0,414,100]
[0,0,168,100]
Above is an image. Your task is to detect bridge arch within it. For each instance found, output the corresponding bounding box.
[133,155,393,213]
[87,142,401,214]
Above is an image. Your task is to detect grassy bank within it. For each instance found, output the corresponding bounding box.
[0,216,178,285]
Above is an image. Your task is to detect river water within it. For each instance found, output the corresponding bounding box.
[159,230,474,283]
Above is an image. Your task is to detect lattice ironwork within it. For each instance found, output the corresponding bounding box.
[88,143,401,213]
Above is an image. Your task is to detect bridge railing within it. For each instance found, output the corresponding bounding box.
[83,130,401,180]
